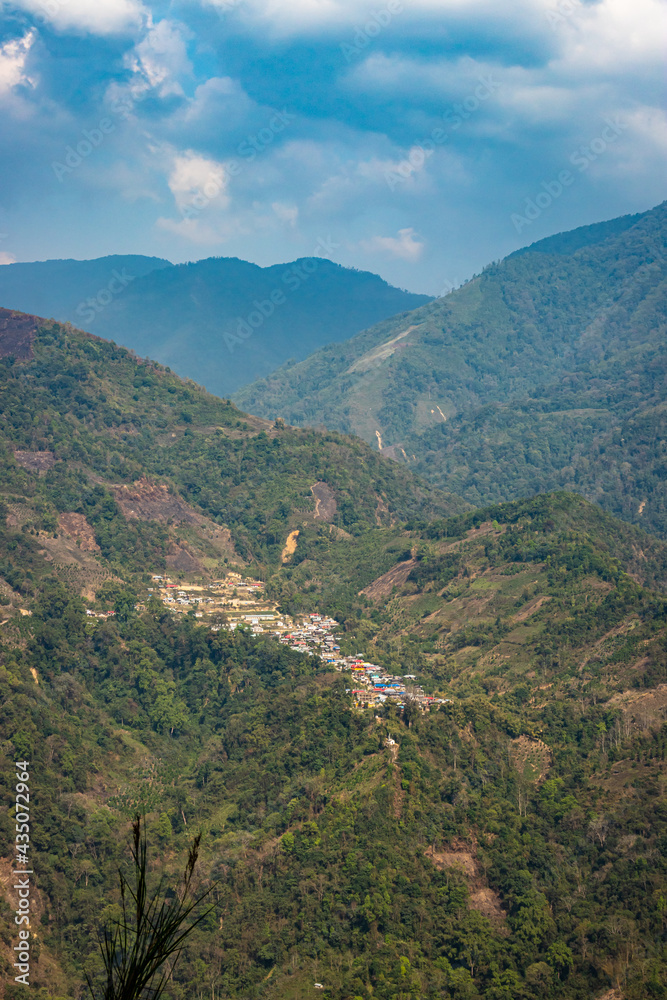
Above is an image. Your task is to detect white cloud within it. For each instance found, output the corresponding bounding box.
[624,105,667,156]
[340,0,666,129]
[155,147,235,244]
[0,30,36,96]
[0,251,16,265]
[361,227,424,260]
[156,202,264,245]
[172,76,259,138]
[125,19,193,98]
[157,214,236,243]
[102,19,194,117]
[219,0,539,35]
[165,148,231,213]
[12,0,146,35]
[213,0,667,61]
[552,0,667,76]
[272,201,299,226]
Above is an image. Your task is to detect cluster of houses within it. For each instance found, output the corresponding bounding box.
[145,574,447,714]
[150,574,268,622]
[275,614,342,655]
[336,656,450,712]
[149,577,341,648]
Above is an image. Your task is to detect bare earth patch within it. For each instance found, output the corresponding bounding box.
[360,558,415,601]
[425,841,507,926]
[166,544,203,573]
[608,683,667,732]
[311,481,337,522]
[281,529,300,563]
[4,503,34,528]
[112,476,199,524]
[58,512,100,552]
[0,854,69,995]
[37,531,113,599]
[13,450,56,475]
[0,307,40,359]
[509,735,552,783]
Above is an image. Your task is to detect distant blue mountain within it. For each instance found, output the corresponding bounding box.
[0,254,431,395]
[0,255,173,321]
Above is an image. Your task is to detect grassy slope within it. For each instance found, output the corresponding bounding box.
[235,202,667,539]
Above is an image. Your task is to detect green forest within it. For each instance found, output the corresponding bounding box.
[0,310,666,1000]
[235,202,667,540]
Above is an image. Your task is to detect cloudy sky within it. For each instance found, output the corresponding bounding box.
[0,0,665,293]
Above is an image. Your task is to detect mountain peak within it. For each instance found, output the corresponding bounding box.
[235,201,667,541]
[0,253,432,395]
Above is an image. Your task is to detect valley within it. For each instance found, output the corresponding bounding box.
[2,3,664,998]
[237,203,667,542]
[0,256,431,397]
[0,305,665,1000]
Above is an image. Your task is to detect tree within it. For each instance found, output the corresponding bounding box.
[114,590,137,624]
[86,816,215,1000]
[546,941,574,980]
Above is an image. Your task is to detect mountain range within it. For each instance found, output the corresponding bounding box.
[0,307,667,998]
[0,254,431,395]
[237,202,667,540]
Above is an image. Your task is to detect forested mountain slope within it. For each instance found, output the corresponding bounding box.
[0,255,431,396]
[0,310,666,1000]
[0,308,463,575]
[1,496,667,1000]
[236,202,667,539]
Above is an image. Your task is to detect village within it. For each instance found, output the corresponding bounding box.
[145,572,448,713]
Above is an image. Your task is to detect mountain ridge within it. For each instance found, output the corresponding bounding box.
[0,253,431,396]
[235,201,667,540]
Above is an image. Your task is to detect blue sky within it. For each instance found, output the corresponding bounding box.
[0,0,665,293]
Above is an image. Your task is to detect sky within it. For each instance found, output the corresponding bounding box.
[0,0,665,294]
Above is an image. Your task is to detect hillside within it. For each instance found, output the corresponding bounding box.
[1,494,667,999]
[0,308,667,999]
[0,255,431,396]
[236,202,667,540]
[0,307,464,581]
